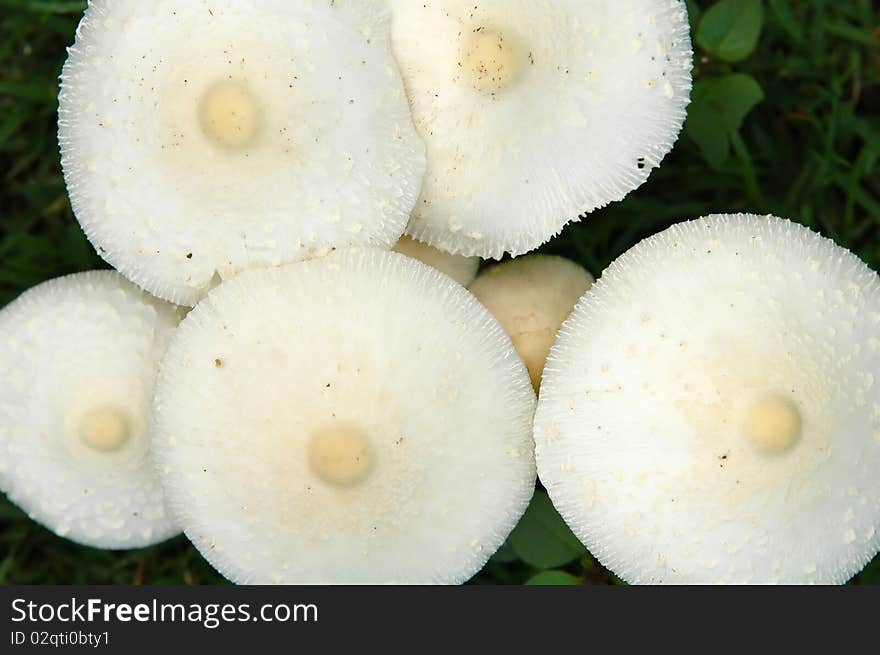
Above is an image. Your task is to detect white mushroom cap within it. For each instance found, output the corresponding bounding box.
[389,0,692,258]
[534,214,880,584]
[152,249,536,584]
[0,271,183,549]
[393,235,480,286]
[469,255,593,391]
[59,0,426,306]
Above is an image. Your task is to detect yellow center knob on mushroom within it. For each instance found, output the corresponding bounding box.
[307,425,374,487]
[744,395,802,453]
[461,30,522,94]
[198,81,261,149]
[80,407,131,452]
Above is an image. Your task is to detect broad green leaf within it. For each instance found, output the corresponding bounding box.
[685,100,730,167]
[685,74,765,167]
[525,571,582,586]
[489,540,518,564]
[697,0,764,62]
[709,74,765,133]
[508,490,586,569]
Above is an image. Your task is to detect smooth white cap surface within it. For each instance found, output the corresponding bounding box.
[59,0,426,306]
[0,271,183,549]
[152,249,536,584]
[469,255,593,391]
[390,0,692,258]
[535,214,880,584]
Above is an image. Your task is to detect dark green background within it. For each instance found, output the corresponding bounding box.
[0,1,877,584]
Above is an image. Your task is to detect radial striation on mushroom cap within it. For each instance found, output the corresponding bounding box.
[151,249,537,584]
[469,255,594,391]
[534,214,880,584]
[0,271,184,549]
[393,235,481,286]
[58,0,426,306]
[390,0,693,259]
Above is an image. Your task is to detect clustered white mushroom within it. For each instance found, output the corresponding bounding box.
[534,215,880,584]
[59,0,426,306]
[3,1,878,586]
[151,250,535,583]
[0,272,183,549]
[390,0,693,258]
